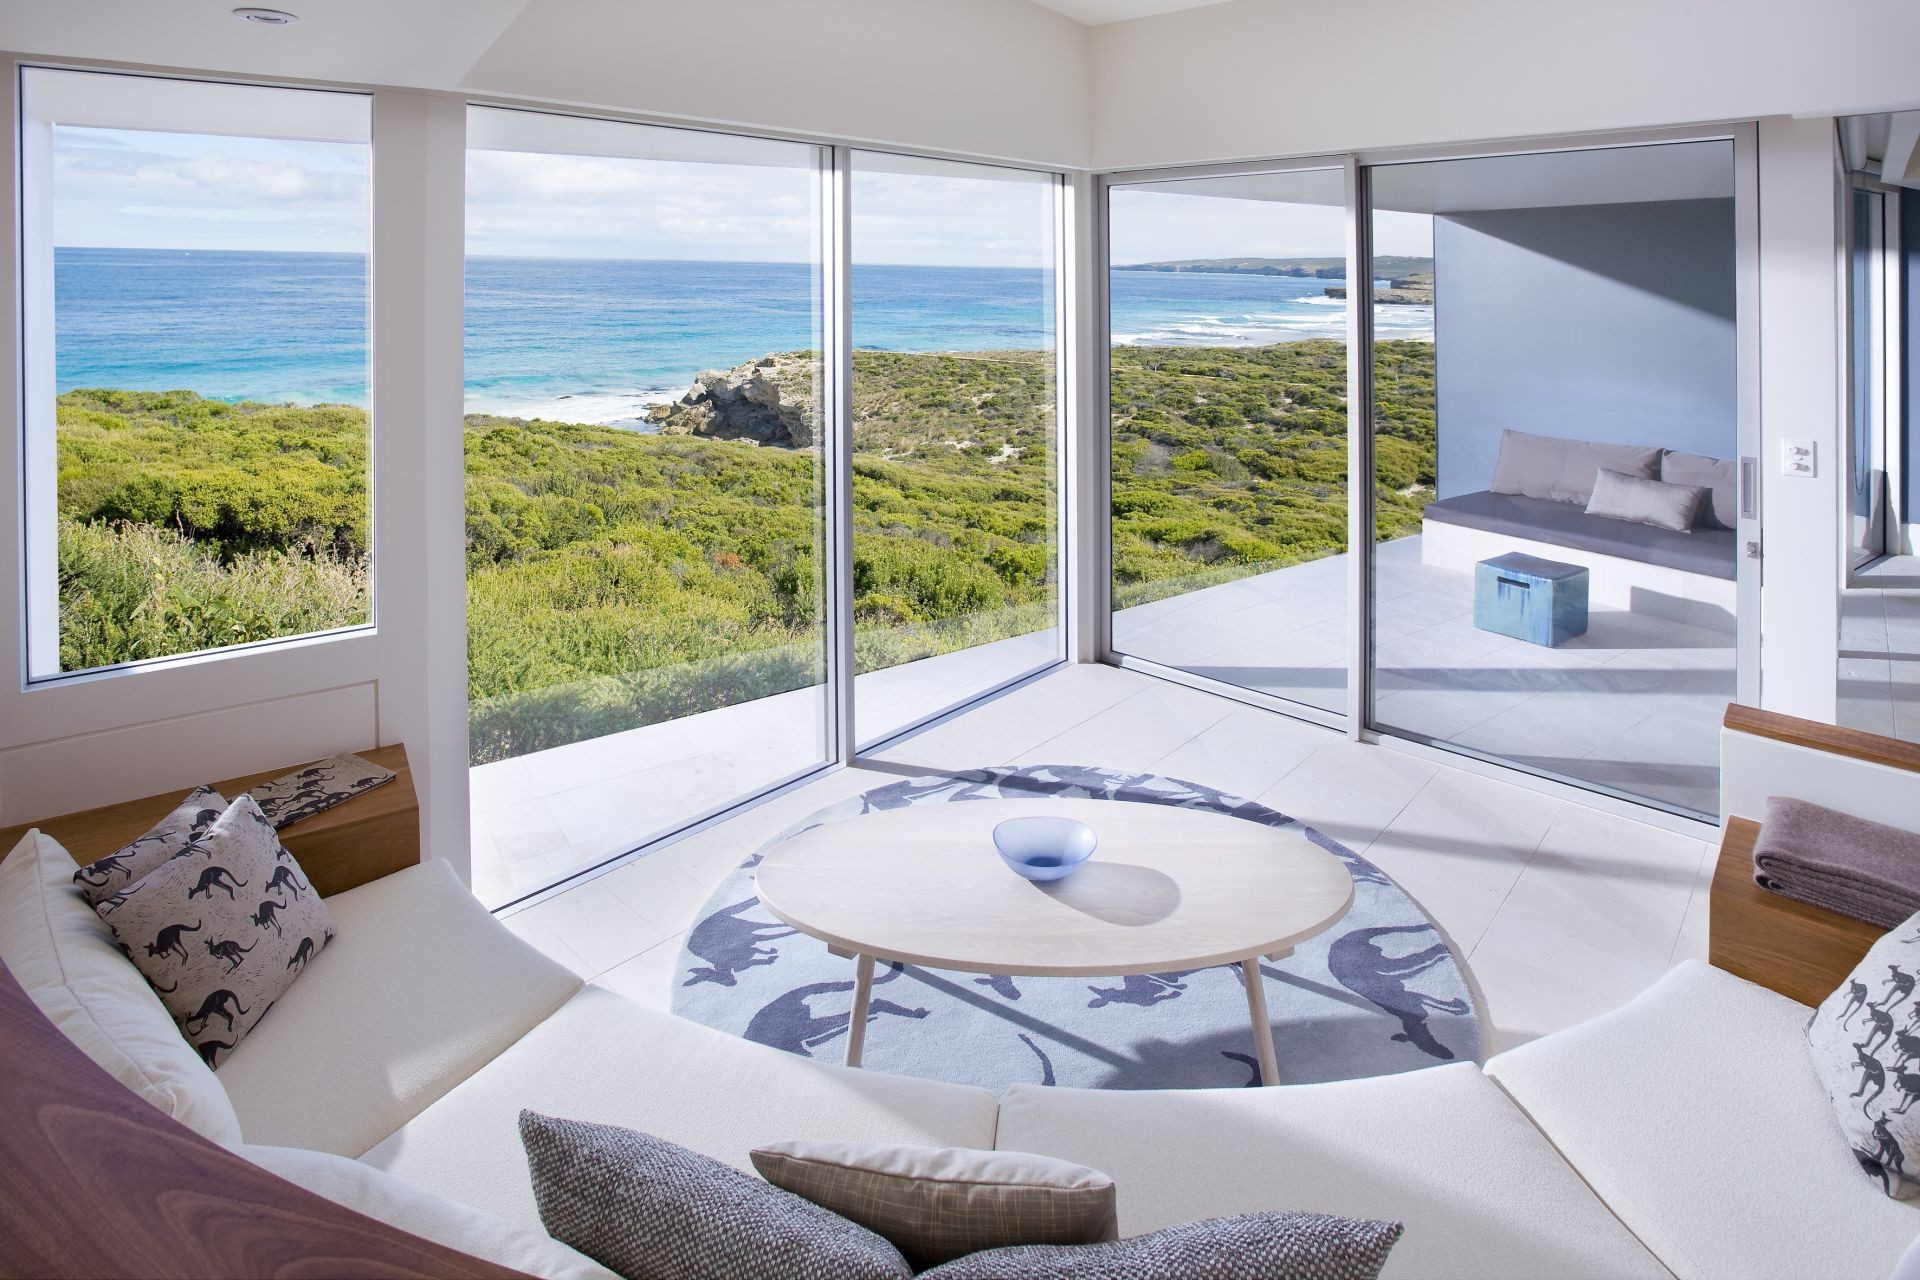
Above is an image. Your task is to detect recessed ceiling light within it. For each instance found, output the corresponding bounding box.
[233,7,300,25]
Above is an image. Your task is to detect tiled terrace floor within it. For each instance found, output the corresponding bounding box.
[498,662,1716,1059]
[1839,553,1920,742]
[475,535,1732,906]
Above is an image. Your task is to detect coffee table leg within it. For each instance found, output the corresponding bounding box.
[1241,956,1280,1087]
[844,953,876,1068]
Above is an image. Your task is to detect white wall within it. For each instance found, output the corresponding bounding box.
[1756,116,1844,723]
[1088,0,1920,170]
[0,70,473,883]
[461,0,1092,169]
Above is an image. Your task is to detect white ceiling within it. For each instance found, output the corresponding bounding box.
[0,0,532,89]
[1025,0,1225,25]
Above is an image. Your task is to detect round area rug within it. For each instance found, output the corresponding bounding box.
[671,765,1481,1090]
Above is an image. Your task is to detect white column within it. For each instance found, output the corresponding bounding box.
[1064,170,1107,665]
[370,91,471,878]
[1755,116,1843,723]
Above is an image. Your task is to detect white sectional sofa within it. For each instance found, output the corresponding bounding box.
[7,840,1915,1280]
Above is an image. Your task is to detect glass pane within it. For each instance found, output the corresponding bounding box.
[1848,187,1882,566]
[23,69,371,676]
[1107,168,1351,716]
[465,108,828,907]
[849,153,1061,747]
[1367,140,1738,818]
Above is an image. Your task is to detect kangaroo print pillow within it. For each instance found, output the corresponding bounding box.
[96,794,332,1068]
[1809,910,1920,1197]
[71,785,227,907]
[249,753,395,830]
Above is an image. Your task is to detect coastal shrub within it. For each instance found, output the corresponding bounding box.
[53,336,1434,757]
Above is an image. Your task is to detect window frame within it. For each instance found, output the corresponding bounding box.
[14,65,378,688]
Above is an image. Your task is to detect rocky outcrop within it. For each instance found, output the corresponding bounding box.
[647,353,818,448]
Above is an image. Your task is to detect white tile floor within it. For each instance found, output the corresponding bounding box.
[498,662,1714,1059]
[470,628,1059,907]
[1839,553,1920,742]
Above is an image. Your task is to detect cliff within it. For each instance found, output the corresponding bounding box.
[647,353,819,447]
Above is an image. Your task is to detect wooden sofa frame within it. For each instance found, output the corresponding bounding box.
[0,743,511,1277]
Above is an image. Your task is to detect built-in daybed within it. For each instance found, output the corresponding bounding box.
[1421,428,1739,631]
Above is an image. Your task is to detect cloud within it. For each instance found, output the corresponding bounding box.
[51,126,367,252]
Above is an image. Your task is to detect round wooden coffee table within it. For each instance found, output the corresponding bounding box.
[753,797,1354,1085]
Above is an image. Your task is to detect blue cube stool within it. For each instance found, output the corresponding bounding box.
[1473,552,1589,646]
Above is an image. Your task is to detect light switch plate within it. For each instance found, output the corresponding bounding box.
[1781,438,1816,477]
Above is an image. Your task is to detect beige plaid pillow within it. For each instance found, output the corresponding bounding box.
[751,1140,1118,1269]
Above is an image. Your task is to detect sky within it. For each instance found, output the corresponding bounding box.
[54,124,1431,265]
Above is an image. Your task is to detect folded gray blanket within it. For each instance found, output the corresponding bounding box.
[1752,796,1920,929]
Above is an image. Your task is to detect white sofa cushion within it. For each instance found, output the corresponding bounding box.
[231,1142,617,1280]
[0,829,242,1144]
[217,858,581,1157]
[360,984,1002,1232]
[1486,960,1920,1280]
[995,1061,1667,1280]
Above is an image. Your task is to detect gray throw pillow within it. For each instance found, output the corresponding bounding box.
[1660,449,1738,529]
[752,1140,1118,1269]
[96,794,332,1067]
[72,785,227,907]
[1489,428,1661,505]
[1807,911,1920,1198]
[1585,468,1708,533]
[918,1212,1403,1280]
[519,1111,912,1280]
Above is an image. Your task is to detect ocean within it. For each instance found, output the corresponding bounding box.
[53,247,1434,426]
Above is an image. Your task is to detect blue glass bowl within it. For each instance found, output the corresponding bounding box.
[992,816,1098,882]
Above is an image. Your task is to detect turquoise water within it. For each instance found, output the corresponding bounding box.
[53,247,1431,425]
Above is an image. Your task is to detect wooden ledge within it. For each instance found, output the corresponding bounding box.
[0,744,417,898]
[1708,816,1883,1006]
[1723,703,1920,776]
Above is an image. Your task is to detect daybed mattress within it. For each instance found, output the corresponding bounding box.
[1424,491,1736,580]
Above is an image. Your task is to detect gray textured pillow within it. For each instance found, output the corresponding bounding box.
[1660,449,1738,529]
[1808,912,1920,1199]
[519,1112,912,1280]
[1585,468,1707,533]
[752,1141,1118,1269]
[918,1212,1403,1279]
[1489,428,1661,505]
[97,794,332,1067]
[72,785,227,907]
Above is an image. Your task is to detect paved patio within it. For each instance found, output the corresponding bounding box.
[1115,536,1733,817]
[1839,553,1920,742]
[474,535,1732,905]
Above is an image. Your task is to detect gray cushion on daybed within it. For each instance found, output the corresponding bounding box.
[1424,491,1737,580]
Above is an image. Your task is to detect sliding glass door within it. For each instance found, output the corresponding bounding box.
[849,153,1063,747]
[1100,135,1755,820]
[464,108,829,907]
[1364,140,1743,818]
[1105,167,1351,719]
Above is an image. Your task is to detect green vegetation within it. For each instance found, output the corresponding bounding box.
[53,337,1433,762]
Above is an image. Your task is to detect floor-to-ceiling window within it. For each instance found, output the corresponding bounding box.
[1836,169,1914,740]
[18,69,372,681]
[848,153,1063,747]
[1104,168,1355,719]
[1365,141,1742,817]
[464,108,829,907]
